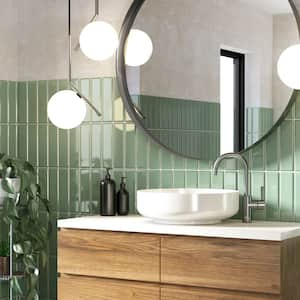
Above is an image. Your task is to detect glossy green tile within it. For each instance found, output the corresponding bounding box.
[70,169,80,213]
[161,171,173,188]
[38,125,47,166]
[28,124,37,165]
[9,81,17,123]
[251,172,265,220]
[91,78,102,121]
[149,171,161,188]
[59,129,68,167]
[9,125,17,157]
[149,141,160,169]
[173,171,185,188]
[280,173,294,221]
[113,124,124,168]
[80,125,90,167]
[49,125,58,166]
[28,81,37,123]
[101,78,113,121]
[265,129,278,171]
[91,124,101,168]
[280,120,294,171]
[80,169,91,213]
[198,171,211,188]
[137,171,147,190]
[49,169,58,211]
[59,169,68,212]
[102,124,113,167]
[186,171,198,188]
[70,127,80,168]
[38,80,48,123]
[18,81,27,123]
[137,129,148,169]
[266,173,279,220]
[251,143,264,170]
[125,126,136,168]
[17,124,27,160]
[224,172,237,190]
[212,171,223,188]
[295,174,300,222]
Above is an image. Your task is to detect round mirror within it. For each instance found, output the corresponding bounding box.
[117,0,300,161]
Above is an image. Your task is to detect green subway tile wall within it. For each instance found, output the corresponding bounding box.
[246,107,273,147]
[137,95,220,160]
[0,78,299,299]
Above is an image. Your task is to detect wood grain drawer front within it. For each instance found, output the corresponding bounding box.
[58,274,160,300]
[161,285,280,300]
[161,236,281,294]
[58,229,160,282]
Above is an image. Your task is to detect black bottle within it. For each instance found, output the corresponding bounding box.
[117,177,129,216]
[100,168,116,216]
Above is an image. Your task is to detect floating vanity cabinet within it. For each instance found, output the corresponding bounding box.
[57,218,300,300]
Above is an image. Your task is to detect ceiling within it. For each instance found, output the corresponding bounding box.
[239,0,292,15]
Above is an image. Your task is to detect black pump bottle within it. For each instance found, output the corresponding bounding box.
[117,177,129,216]
[100,168,116,216]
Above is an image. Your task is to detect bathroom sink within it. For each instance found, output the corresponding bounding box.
[137,188,239,225]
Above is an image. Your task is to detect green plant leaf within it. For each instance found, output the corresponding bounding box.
[10,276,23,295]
[2,178,15,194]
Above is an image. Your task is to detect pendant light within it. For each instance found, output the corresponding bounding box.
[125,29,153,67]
[277,0,300,89]
[277,44,300,89]
[47,0,101,130]
[79,0,118,61]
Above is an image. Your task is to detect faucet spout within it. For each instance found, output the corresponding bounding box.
[213,153,264,223]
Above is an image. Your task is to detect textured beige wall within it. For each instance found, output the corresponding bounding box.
[272,14,298,121]
[131,0,275,107]
[17,0,132,81]
[0,0,18,80]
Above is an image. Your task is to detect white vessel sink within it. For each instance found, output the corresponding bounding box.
[137,188,239,225]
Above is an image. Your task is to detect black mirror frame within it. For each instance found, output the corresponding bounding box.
[116,0,300,160]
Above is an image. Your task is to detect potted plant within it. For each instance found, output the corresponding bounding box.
[0,240,10,276]
[0,153,52,300]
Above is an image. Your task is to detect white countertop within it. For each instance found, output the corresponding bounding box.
[57,215,300,241]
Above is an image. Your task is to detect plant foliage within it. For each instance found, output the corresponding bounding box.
[0,153,52,300]
[0,240,9,257]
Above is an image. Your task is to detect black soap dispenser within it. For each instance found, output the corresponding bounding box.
[100,168,116,216]
[117,177,129,216]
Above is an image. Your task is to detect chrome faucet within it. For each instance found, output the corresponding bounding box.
[213,153,265,223]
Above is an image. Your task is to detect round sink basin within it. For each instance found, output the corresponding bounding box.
[137,188,239,225]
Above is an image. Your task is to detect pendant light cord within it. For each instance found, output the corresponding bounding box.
[68,0,102,117]
[289,0,300,38]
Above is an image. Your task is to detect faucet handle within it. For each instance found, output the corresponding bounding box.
[249,200,265,209]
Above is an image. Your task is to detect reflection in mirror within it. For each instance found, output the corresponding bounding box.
[125,0,298,160]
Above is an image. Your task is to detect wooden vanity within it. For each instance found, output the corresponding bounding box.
[57,217,300,300]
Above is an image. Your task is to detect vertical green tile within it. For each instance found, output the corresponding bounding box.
[28,124,37,165]
[9,81,17,123]
[149,171,161,188]
[126,171,136,214]
[70,169,80,213]
[295,121,300,171]
[280,173,294,221]
[70,127,80,168]
[17,125,27,160]
[266,173,279,220]
[295,174,300,222]
[80,125,90,167]
[59,169,68,212]
[9,125,17,157]
[113,124,124,168]
[266,129,278,171]
[18,81,27,123]
[198,171,211,188]
[125,126,136,168]
[49,169,58,211]
[102,78,113,121]
[149,141,160,169]
[28,81,37,123]
[59,129,68,167]
[212,171,223,188]
[186,171,198,188]
[49,125,58,166]
[280,120,294,171]
[251,144,264,170]
[137,129,148,169]
[81,169,91,213]
[161,171,173,188]
[91,78,102,121]
[38,80,49,123]
[39,125,47,166]
[224,172,237,190]
[251,172,265,220]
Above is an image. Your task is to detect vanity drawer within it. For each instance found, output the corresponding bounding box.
[161,236,281,294]
[58,229,160,282]
[58,274,160,300]
[161,285,280,300]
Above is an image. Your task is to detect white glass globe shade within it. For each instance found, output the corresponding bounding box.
[48,90,87,129]
[125,29,153,67]
[79,21,118,61]
[278,44,300,89]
